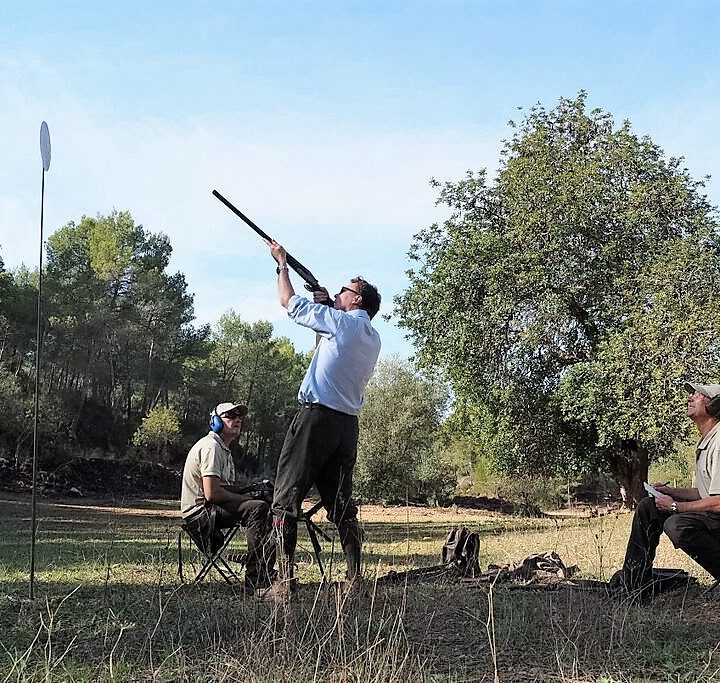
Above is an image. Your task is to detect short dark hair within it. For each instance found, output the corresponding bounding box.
[351,277,381,319]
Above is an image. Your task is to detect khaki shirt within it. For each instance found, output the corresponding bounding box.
[180,431,235,517]
[694,422,720,498]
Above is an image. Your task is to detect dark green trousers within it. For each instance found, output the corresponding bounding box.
[622,496,720,585]
[216,499,275,588]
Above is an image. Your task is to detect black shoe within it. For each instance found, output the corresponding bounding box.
[650,567,691,593]
[608,569,650,599]
[608,567,689,601]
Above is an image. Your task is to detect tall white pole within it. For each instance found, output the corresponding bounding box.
[30,121,51,600]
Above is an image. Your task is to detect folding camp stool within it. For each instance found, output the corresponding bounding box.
[298,500,334,583]
[178,519,244,585]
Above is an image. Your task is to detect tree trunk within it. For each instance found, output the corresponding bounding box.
[0,317,7,364]
[608,439,649,508]
[142,337,155,417]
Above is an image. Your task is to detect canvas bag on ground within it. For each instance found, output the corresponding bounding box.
[441,526,481,577]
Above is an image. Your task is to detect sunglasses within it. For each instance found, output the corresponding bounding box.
[340,286,361,296]
[222,410,246,420]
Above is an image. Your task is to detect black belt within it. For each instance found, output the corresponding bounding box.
[302,402,349,416]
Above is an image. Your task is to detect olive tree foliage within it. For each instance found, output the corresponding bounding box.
[396,93,720,506]
[355,356,453,504]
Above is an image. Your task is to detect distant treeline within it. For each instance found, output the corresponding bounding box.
[0,210,309,474]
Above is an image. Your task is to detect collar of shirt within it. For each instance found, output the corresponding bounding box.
[207,430,232,454]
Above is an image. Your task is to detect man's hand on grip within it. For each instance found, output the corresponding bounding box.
[313,287,331,305]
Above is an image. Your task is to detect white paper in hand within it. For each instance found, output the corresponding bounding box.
[643,481,662,498]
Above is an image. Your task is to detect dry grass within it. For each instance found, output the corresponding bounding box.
[1,493,719,682]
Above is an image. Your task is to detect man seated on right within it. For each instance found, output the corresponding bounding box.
[611,381,720,595]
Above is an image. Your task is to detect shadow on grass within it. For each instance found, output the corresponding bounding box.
[0,497,586,582]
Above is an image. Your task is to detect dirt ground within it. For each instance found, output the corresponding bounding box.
[0,489,624,525]
[0,492,499,520]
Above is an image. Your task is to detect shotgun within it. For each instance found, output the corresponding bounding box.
[212,189,328,299]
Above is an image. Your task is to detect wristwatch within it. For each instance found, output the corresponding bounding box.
[276,264,289,274]
[670,501,678,513]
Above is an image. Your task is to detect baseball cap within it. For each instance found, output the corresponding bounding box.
[214,402,248,417]
[683,382,720,399]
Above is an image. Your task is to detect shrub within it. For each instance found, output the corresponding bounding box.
[495,474,565,517]
[132,407,181,461]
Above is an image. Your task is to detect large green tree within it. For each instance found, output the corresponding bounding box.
[0,256,39,462]
[396,93,720,505]
[33,211,207,454]
[0,262,37,378]
[1,224,310,474]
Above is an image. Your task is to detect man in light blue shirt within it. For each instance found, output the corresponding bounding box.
[263,240,381,601]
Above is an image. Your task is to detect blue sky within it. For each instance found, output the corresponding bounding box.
[1,1,719,359]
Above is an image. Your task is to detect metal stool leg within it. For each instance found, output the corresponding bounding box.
[178,528,185,583]
[180,522,243,585]
[300,501,333,583]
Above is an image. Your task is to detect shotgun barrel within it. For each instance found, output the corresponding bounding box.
[212,189,325,295]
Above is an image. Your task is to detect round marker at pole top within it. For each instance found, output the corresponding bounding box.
[40,121,51,171]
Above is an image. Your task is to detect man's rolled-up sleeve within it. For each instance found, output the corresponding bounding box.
[287,295,341,335]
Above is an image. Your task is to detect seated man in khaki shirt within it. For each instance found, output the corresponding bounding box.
[181,402,274,590]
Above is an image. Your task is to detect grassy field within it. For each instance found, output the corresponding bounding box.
[1,493,719,682]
